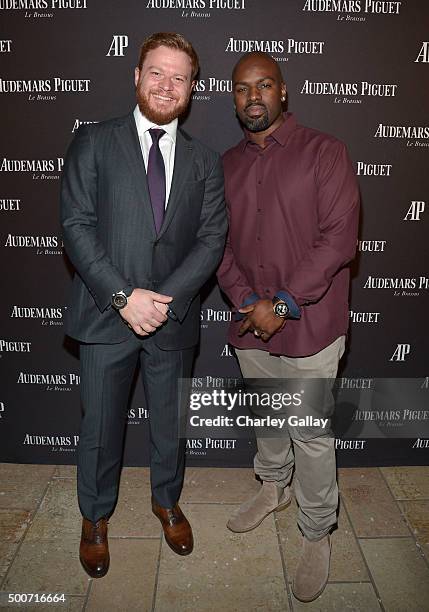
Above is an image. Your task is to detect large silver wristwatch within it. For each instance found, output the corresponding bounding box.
[111,287,133,310]
[272,297,289,318]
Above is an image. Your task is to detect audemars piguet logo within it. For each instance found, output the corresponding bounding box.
[374,124,429,148]
[403,201,425,221]
[186,438,237,456]
[0,78,90,101]
[106,35,128,57]
[356,162,392,176]
[412,438,429,448]
[225,38,325,62]
[302,0,401,22]
[10,305,66,326]
[128,407,149,424]
[17,371,80,390]
[357,239,387,252]
[301,80,397,104]
[0,198,21,212]
[0,339,31,353]
[335,439,366,450]
[192,77,232,101]
[200,308,232,328]
[0,0,87,19]
[0,40,12,52]
[4,234,63,255]
[0,158,63,180]
[145,0,245,19]
[350,310,381,323]
[415,42,429,63]
[363,276,429,297]
[23,434,80,450]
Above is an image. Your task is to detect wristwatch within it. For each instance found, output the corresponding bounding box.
[111,287,133,310]
[272,297,289,318]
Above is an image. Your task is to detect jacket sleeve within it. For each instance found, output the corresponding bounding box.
[156,153,228,322]
[60,125,130,312]
[282,140,360,306]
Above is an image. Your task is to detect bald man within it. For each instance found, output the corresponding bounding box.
[217,52,359,603]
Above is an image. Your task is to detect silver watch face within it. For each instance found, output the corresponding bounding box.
[112,293,127,310]
[274,301,289,317]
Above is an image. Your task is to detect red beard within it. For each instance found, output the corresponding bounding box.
[136,88,189,125]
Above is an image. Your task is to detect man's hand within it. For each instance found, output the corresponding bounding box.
[238,299,286,341]
[120,289,172,336]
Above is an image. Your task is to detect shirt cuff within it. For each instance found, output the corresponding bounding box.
[235,292,260,321]
[275,290,301,319]
[167,305,178,321]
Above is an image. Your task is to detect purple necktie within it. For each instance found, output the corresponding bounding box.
[147,128,166,233]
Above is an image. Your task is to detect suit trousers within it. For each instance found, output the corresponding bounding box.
[235,335,345,541]
[77,332,194,523]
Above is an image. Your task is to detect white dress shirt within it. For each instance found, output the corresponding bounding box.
[133,105,177,207]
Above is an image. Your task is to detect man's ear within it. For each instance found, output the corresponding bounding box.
[134,67,140,88]
[281,83,287,102]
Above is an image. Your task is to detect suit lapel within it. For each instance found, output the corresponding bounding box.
[157,129,194,239]
[115,114,157,238]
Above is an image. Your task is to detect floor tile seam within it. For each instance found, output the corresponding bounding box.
[82,576,93,612]
[357,535,416,540]
[273,514,294,612]
[150,535,163,612]
[377,467,429,571]
[0,474,55,591]
[338,493,385,612]
[286,579,374,584]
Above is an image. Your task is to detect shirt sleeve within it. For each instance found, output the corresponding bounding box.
[216,201,257,309]
[281,140,360,306]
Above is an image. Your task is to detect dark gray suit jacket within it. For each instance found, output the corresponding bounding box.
[60,112,227,350]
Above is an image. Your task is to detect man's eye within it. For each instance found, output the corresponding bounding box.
[260,83,271,89]
[175,77,185,83]
[151,71,161,77]
[236,87,247,93]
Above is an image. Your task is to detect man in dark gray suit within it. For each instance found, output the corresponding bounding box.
[60,32,227,578]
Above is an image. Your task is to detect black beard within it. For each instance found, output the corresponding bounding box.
[241,110,270,133]
[136,89,188,125]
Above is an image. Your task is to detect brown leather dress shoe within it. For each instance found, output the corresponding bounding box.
[79,517,110,578]
[152,500,193,556]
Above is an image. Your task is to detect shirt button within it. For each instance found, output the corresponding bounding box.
[257,180,262,184]
[257,208,261,212]
[265,289,270,294]
[259,264,264,269]
[256,237,261,241]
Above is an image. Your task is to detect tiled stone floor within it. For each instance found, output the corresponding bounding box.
[0,464,428,611]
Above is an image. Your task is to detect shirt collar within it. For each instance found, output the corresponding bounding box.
[240,112,297,152]
[133,105,178,143]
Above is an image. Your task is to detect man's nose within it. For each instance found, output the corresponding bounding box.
[159,75,174,90]
[248,86,262,101]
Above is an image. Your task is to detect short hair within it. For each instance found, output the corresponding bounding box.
[138,32,199,80]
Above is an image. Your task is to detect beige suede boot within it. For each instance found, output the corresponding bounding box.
[227,481,291,533]
[292,534,331,602]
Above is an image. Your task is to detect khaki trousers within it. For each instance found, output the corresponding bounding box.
[235,335,345,541]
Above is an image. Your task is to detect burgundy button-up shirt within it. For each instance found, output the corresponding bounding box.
[217,113,360,357]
